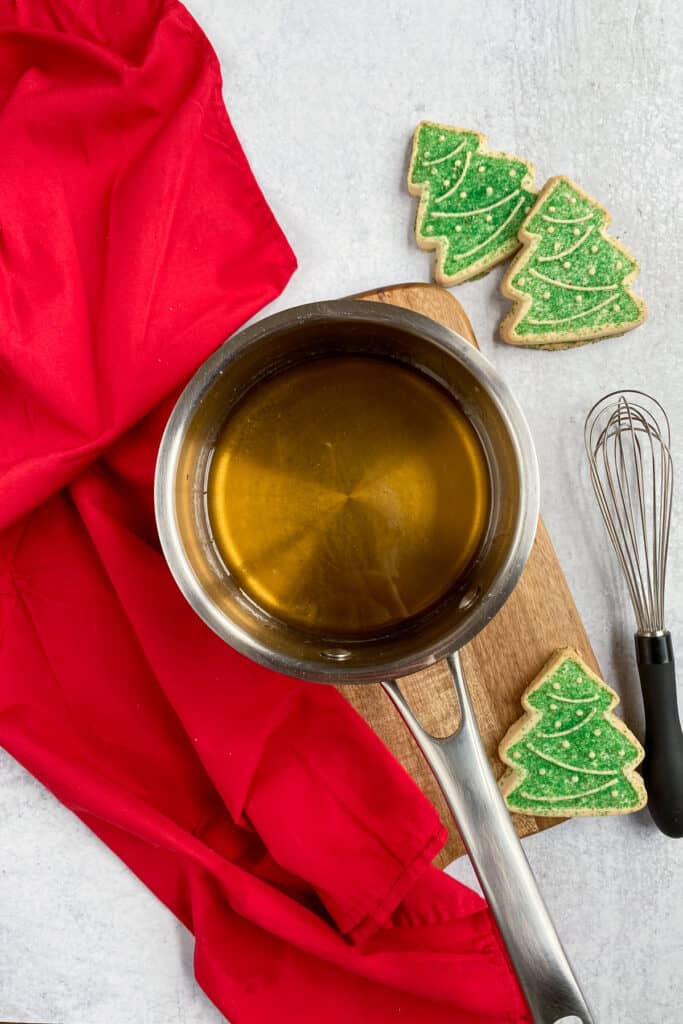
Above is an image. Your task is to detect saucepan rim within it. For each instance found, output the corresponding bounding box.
[154,298,540,683]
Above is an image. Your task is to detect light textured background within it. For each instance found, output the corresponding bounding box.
[2,1,682,1022]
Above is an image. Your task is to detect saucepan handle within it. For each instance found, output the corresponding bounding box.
[382,651,594,1024]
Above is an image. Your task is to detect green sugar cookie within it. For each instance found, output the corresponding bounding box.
[408,122,536,286]
[499,649,647,817]
[500,176,646,348]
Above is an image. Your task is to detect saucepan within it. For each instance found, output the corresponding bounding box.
[155,299,593,1024]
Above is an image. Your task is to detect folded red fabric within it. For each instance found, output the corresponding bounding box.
[0,2,530,1021]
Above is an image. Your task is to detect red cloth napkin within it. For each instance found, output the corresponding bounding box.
[0,2,531,1021]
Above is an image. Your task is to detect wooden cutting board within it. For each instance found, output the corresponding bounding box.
[337,283,600,867]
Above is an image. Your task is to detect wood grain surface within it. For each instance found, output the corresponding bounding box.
[336,283,601,866]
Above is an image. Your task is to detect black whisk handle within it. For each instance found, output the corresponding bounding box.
[636,632,683,838]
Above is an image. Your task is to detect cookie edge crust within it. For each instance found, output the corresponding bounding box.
[499,175,647,349]
[498,646,647,817]
[408,121,536,286]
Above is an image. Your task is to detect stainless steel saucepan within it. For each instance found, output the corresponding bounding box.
[155,299,594,1024]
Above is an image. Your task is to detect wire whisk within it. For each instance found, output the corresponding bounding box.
[585,390,673,634]
[584,389,683,837]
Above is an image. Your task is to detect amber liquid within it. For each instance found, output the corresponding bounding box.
[207,356,490,636]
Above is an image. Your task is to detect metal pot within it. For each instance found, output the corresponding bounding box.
[155,299,593,1024]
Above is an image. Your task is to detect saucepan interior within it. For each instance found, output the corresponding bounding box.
[155,300,539,683]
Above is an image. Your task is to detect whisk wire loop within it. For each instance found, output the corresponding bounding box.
[584,390,673,635]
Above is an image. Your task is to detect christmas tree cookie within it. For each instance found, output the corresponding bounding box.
[408,122,536,285]
[500,176,646,348]
[499,649,647,817]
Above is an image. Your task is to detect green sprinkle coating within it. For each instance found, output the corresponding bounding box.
[500,176,646,348]
[499,649,647,817]
[408,122,536,285]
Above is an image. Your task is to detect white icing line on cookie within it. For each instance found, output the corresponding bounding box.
[541,211,593,225]
[526,743,618,776]
[526,295,617,327]
[519,778,619,803]
[537,707,598,737]
[423,141,466,166]
[453,196,526,259]
[548,693,601,705]
[537,225,594,262]
[433,187,520,217]
[529,267,618,293]
[435,151,471,203]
